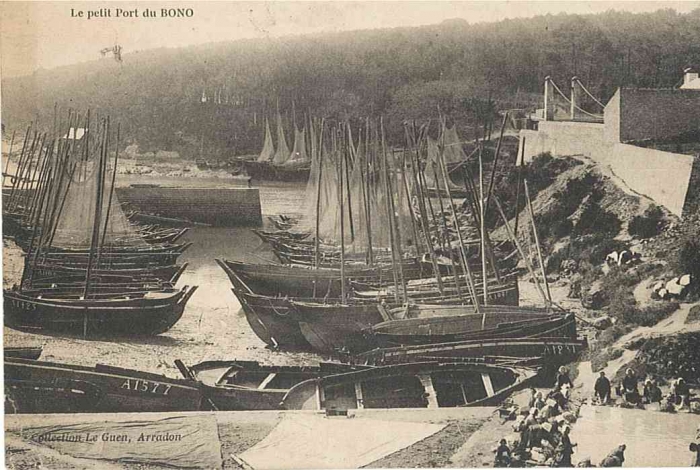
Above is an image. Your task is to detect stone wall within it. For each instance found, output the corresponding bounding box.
[616,88,700,142]
[518,123,696,217]
[116,187,262,226]
[608,144,696,217]
[519,122,608,163]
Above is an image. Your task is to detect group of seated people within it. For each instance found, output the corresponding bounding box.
[496,367,577,467]
[593,368,694,410]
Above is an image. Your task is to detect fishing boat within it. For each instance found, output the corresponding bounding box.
[282,361,537,410]
[4,285,198,336]
[4,358,204,414]
[357,337,588,366]
[243,108,311,182]
[367,310,577,347]
[4,346,43,360]
[31,262,187,283]
[180,360,366,410]
[218,258,430,298]
[290,302,570,354]
[216,258,308,347]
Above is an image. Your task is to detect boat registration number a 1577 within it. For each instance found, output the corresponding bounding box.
[120,379,172,395]
[542,344,580,355]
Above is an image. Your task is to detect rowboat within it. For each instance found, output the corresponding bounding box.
[4,358,203,414]
[282,361,537,410]
[181,360,366,410]
[4,346,43,360]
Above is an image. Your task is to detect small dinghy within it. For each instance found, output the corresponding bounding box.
[180,360,366,411]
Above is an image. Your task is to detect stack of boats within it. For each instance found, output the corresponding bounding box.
[2,114,197,337]
[220,118,587,368]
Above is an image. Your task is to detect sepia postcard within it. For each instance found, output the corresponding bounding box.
[1,1,699,468]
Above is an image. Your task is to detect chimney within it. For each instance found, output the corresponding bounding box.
[684,67,699,86]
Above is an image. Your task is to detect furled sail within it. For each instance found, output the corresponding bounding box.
[284,127,309,166]
[272,111,290,165]
[257,117,275,162]
[443,125,467,165]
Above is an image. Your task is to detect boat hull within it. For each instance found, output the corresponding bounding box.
[3,287,197,336]
[282,361,536,410]
[233,290,310,348]
[358,338,588,366]
[220,258,432,298]
[244,161,311,182]
[4,358,203,414]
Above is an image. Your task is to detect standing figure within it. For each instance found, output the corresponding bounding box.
[595,371,611,405]
[554,426,576,467]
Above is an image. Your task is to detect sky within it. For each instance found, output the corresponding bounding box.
[1,1,699,78]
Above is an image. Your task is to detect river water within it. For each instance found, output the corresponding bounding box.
[571,404,699,467]
[3,176,324,376]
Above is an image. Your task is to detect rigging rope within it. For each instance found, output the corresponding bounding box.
[549,78,603,120]
[575,79,606,109]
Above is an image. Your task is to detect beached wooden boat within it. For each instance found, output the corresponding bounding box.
[352,275,520,306]
[216,259,309,348]
[4,346,43,360]
[290,302,563,354]
[367,311,577,347]
[31,262,186,282]
[292,300,386,353]
[357,337,588,366]
[182,360,366,410]
[3,286,198,336]
[282,361,537,410]
[4,358,203,414]
[218,258,431,298]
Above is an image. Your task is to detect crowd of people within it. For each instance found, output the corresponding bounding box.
[495,367,581,467]
[494,365,699,467]
[593,368,695,412]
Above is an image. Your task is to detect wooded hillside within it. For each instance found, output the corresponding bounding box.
[3,8,699,158]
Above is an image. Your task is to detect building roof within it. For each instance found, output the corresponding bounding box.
[63,128,86,140]
[680,77,700,90]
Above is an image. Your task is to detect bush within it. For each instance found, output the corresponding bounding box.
[627,302,680,326]
[575,201,621,236]
[676,238,700,295]
[629,205,664,238]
